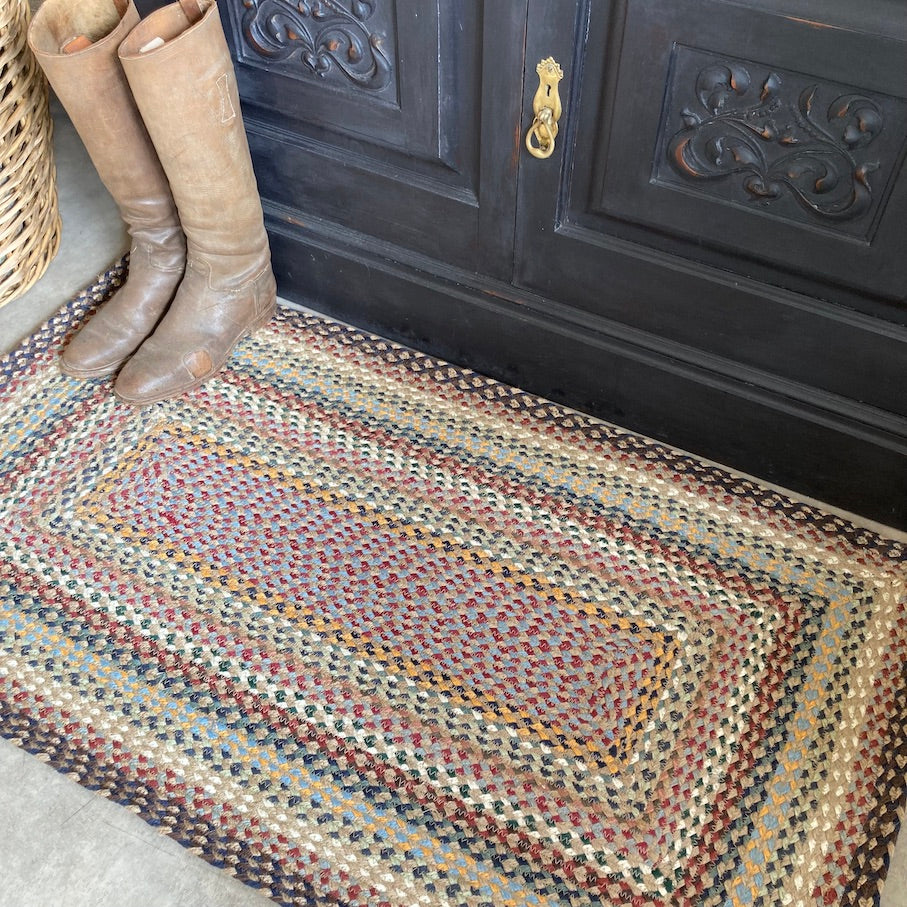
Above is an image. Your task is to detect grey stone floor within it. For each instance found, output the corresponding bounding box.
[1,101,905,906]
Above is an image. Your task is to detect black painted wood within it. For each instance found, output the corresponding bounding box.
[140,0,907,529]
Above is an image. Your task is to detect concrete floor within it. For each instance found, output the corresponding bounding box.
[1,100,905,907]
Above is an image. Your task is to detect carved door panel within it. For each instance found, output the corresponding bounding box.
[515,0,907,438]
[217,0,526,281]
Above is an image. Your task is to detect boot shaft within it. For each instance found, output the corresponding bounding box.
[118,0,270,286]
[27,0,180,245]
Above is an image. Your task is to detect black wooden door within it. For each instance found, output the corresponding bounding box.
[513,0,907,522]
[137,0,907,526]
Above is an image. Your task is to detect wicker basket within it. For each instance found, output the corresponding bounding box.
[0,0,60,306]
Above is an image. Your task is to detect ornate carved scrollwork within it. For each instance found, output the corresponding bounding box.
[240,0,392,91]
[664,58,885,223]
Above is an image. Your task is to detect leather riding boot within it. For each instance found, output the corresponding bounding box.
[28,0,186,378]
[113,0,276,405]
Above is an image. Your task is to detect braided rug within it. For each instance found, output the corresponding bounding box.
[1,258,906,907]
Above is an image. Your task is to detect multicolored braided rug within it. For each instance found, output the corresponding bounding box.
[1,259,906,907]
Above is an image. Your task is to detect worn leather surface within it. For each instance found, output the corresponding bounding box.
[114,0,276,405]
[29,0,186,378]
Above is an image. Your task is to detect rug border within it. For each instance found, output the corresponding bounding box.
[0,703,330,907]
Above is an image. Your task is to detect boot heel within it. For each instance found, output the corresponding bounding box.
[249,299,276,333]
[248,273,277,333]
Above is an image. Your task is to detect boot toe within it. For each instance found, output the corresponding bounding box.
[113,345,217,405]
[60,330,128,378]
[114,355,182,405]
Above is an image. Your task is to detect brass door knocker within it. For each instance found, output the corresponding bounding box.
[525,57,564,159]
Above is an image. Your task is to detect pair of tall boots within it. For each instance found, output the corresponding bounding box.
[29,0,276,405]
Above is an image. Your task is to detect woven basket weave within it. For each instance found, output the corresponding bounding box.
[0,0,60,306]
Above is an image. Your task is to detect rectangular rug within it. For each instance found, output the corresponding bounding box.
[1,258,905,907]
